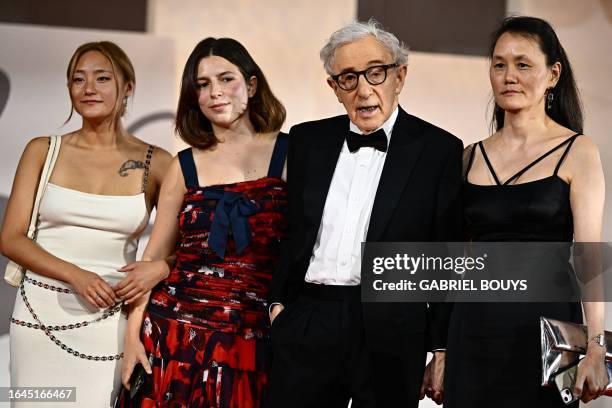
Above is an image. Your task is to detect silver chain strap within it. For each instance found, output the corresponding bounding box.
[13,275,124,361]
[23,275,73,293]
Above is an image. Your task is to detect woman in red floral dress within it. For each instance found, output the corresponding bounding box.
[117,37,287,407]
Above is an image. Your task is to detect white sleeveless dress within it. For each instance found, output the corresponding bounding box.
[10,182,149,407]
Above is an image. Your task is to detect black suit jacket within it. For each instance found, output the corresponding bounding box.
[269,106,463,401]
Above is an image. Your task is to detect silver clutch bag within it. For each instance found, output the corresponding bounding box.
[540,316,612,395]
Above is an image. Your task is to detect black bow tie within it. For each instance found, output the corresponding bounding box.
[346,128,388,153]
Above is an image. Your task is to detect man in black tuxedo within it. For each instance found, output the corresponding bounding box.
[268,20,463,408]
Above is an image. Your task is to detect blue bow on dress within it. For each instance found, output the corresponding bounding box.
[206,189,260,258]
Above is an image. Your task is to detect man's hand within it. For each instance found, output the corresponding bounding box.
[420,351,445,405]
[270,303,285,324]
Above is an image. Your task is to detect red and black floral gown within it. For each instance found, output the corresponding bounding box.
[138,134,288,407]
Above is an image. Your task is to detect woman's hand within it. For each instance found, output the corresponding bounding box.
[574,345,609,402]
[121,336,152,390]
[114,260,170,304]
[69,269,117,308]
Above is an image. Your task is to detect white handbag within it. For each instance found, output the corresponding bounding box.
[4,135,61,286]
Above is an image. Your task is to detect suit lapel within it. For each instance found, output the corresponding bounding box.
[366,108,426,241]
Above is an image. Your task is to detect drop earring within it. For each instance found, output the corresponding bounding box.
[546,90,554,110]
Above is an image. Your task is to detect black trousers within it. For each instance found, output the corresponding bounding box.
[269,284,376,408]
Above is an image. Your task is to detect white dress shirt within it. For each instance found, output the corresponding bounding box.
[304,107,399,285]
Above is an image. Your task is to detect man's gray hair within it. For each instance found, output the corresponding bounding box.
[320,19,409,75]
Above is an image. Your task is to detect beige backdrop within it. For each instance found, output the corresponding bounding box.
[149,1,612,407]
[0,0,610,406]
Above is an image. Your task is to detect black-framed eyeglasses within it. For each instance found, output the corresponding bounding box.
[330,63,399,91]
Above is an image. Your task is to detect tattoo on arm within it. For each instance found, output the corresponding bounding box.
[119,160,145,177]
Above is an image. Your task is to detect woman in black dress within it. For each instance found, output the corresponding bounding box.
[445,16,608,407]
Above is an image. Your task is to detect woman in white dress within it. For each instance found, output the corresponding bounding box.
[0,41,171,407]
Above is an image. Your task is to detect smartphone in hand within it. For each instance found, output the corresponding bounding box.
[554,359,581,405]
[112,363,152,408]
[129,363,149,399]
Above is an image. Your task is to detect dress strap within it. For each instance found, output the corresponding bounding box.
[141,145,155,193]
[267,132,289,178]
[553,134,581,175]
[505,133,581,184]
[464,144,477,181]
[478,142,501,185]
[178,148,199,188]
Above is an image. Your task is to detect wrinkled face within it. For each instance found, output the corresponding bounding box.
[328,35,406,134]
[490,32,560,113]
[69,51,130,122]
[196,55,256,128]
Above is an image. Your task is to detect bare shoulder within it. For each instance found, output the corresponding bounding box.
[478,132,500,149]
[20,136,52,166]
[149,147,173,185]
[570,134,599,156]
[563,134,602,179]
[8,136,53,200]
[151,146,172,169]
[24,136,51,154]
[164,154,187,190]
[157,154,183,180]
[565,134,601,166]
[462,134,493,163]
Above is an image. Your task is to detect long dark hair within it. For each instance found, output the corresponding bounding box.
[175,37,286,149]
[489,16,583,134]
